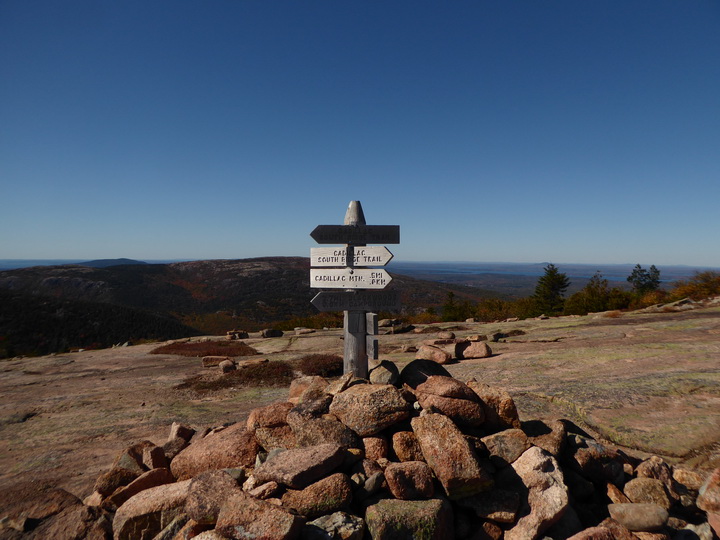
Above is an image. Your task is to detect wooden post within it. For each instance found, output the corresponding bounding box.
[343,200,368,378]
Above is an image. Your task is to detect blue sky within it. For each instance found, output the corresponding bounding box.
[2,1,719,266]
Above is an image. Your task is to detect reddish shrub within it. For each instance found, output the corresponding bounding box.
[151,340,258,357]
[294,354,344,377]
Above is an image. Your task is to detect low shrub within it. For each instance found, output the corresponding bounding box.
[175,360,294,393]
[294,353,344,377]
[151,340,258,357]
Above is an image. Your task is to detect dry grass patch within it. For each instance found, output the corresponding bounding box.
[150,340,258,357]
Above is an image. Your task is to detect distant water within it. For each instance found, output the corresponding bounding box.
[388,261,720,283]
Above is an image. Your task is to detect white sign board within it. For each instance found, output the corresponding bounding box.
[310,246,393,267]
[310,268,392,289]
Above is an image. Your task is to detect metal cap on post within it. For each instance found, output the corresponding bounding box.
[344,200,366,226]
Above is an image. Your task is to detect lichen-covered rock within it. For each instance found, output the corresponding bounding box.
[281,472,353,518]
[253,443,345,489]
[215,491,304,540]
[364,498,453,540]
[170,423,260,481]
[329,384,411,437]
[411,413,492,499]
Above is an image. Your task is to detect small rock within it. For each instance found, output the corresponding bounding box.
[368,360,400,385]
[219,359,236,373]
[415,344,452,365]
[391,431,425,462]
[623,477,671,509]
[455,340,492,359]
[607,503,668,532]
[185,469,243,525]
[281,472,353,518]
[201,355,230,367]
[384,461,435,500]
[302,511,365,540]
[481,428,530,466]
[698,467,720,513]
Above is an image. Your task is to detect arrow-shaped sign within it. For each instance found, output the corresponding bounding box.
[310,225,400,245]
[310,268,392,289]
[310,246,394,267]
[311,290,401,312]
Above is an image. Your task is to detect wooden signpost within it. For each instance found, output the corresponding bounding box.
[310,201,400,378]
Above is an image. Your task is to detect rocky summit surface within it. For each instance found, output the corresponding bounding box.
[1,300,719,538]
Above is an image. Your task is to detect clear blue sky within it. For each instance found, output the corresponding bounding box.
[2,1,719,266]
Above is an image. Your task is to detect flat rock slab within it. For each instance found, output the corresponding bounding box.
[253,443,345,489]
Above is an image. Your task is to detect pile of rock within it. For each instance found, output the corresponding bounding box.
[5,359,719,540]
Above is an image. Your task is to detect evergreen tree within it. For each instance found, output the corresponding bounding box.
[627,264,661,294]
[532,264,570,315]
[564,271,609,315]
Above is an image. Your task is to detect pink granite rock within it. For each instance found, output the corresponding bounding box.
[103,467,175,510]
[246,401,294,430]
[253,443,345,489]
[170,423,260,481]
[185,469,243,525]
[365,498,454,539]
[466,380,521,431]
[455,340,492,359]
[391,431,425,462]
[281,472,353,518]
[415,375,485,426]
[329,384,411,437]
[505,447,569,540]
[411,413,492,499]
[698,467,720,513]
[215,492,304,540]
[384,461,435,500]
[415,344,452,365]
[112,480,192,540]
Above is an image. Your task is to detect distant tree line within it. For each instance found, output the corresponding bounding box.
[435,264,720,323]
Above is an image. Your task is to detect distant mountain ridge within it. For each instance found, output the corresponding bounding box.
[0,257,495,357]
[77,258,148,268]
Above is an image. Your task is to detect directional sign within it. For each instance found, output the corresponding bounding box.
[311,290,401,312]
[310,246,393,267]
[310,225,400,245]
[310,268,392,289]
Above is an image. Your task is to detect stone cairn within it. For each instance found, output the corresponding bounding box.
[7,359,720,540]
